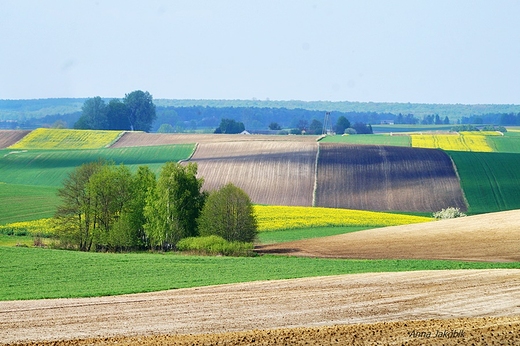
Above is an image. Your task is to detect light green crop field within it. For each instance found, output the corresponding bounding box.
[256,226,371,244]
[319,134,411,146]
[0,144,195,224]
[0,184,60,224]
[1,246,518,301]
[486,133,520,153]
[0,144,195,187]
[447,151,520,214]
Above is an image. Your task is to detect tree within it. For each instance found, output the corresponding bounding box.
[268,122,281,130]
[54,160,106,251]
[215,118,245,134]
[198,183,257,243]
[127,166,156,248]
[351,122,373,134]
[106,99,130,130]
[123,90,157,132]
[144,162,206,250]
[74,97,108,130]
[308,119,323,135]
[157,123,175,133]
[334,116,350,134]
[88,164,133,251]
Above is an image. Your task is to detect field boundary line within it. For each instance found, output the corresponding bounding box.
[312,142,320,207]
[447,151,470,212]
[106,131,128,148]
[181,142,199,163]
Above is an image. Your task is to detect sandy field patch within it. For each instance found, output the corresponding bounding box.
[258,209,520,262]
[1,269,519,345]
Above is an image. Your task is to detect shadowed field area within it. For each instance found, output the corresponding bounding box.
[258,209,520,262]
[314,143,467,212]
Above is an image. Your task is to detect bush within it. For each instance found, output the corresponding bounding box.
[176,235,255,256]
[433,207,467,220]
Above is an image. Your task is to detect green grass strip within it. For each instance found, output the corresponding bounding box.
[257,226,370,244]
[1,247,518,301]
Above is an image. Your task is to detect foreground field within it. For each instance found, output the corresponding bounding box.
[258,209,520,262]
[2,269,518,345]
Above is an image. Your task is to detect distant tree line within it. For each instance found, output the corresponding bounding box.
[74,90,157,132]
[53,161,257,252]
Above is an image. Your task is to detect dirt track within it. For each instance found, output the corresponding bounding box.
[258,209,520,262]
[2,269,519,345]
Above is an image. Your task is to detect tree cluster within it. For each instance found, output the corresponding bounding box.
[54,161,257,252]
[214,118,246,134]
[75,90,156,132]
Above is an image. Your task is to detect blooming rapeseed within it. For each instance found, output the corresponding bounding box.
[8,128,123,150]
[411,133,493,152]
[254,205,431,232]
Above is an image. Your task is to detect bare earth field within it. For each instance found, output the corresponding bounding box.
[0,130,30,149]
[258,209,520,262]
[110,132,320,147]
[188,141,317,206]
[314,143,467,212]
[2,270,519,345]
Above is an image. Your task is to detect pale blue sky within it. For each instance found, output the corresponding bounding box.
[1,0,519,104]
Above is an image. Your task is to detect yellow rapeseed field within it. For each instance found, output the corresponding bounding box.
[8,128,123,150]
[0,218,54,237]
[254,205,431,232]
[410,133,493,152]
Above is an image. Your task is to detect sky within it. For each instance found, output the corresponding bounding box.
[1,0,520,104]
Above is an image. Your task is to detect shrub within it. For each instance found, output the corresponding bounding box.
[433,207,467,220]
[176,235,255,256]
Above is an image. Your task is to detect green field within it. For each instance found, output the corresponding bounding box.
[257,226,371,244]
[486,133,520,153]
[0,144,195,187]
[0,184,60,224]
[1,246,518,301]
[447,151,520,214]
[0,144,195,224]
[319,134,411,146]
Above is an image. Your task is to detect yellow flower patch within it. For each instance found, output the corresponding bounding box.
[411,133,493,152]
[8,128,123,150]
[254,205,431,232]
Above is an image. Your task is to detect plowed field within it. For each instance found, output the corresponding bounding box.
[188,141,317,206]
[314,143,467,212]
[2,270,519,345]
[258,209,520,262]
[110,132,319,147]
[0,130,30,148]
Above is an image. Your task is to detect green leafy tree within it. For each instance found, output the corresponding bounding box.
[88,164,133,250]
[144,162,206,250]
[157,123,175,133]
[308,119,323,135]
[214,118,245,134]
[198,183,257,243]
[127,166,156,248]
[54,160,106,251]
[334,116,350,134]
[106,99,130,130]
[268,122,281,130]
[123,90,157,132]
[75,97,108,130]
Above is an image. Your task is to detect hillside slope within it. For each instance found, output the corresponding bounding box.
[258,209,520,262]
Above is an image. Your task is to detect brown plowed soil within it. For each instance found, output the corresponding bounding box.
[188,141,317,206]
[0,130,30,149]
[110,132,319,147]
[2,270,519,345]
[314,143,467,212]
[257,209,520,262]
